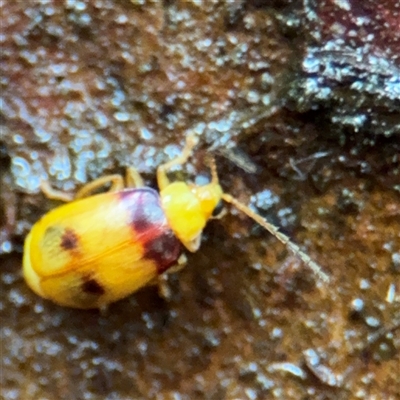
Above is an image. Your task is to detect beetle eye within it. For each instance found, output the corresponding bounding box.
[212,200,224,218]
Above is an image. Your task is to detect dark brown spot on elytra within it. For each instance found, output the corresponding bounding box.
[81,277,105,296]
[118,188,182,273]
[144,230,182,274]
[60,228,79,250]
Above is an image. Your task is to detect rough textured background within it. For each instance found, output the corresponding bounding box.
[289,0,400,137]
[1,1,399,399]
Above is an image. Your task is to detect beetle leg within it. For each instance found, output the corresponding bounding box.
[156,275,172,300]
[152,254,187,300]
[166,253,188,273]
[157,133,199,190]
[98,304,109,315]
[125,167,144,188]
[75,174,124,199]
[40,181,74,202]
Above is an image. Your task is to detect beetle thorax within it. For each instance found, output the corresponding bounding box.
[160,181,222,252]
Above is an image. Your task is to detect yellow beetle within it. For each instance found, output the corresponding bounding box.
[23,134,328,309]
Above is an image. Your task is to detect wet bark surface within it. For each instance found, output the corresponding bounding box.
[1,1,399,399]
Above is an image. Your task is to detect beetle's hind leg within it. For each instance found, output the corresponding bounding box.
[40,181,75,202]
[42,169,143,202]
[75,174,124,199]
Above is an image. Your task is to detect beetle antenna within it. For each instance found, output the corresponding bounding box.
[207,155,219,185]
[221,193,329,283]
